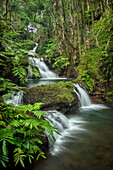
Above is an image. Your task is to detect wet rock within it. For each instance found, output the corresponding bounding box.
[23,82,78,114]
[91,98,104,104]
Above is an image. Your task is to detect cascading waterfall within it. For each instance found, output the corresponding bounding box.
[28,43,38,56]
[45,110,69,148]
[5,91,23,106]
[4,78,108,159]
[28,57,58,78]
[43,84,93,151]
[4,43,59,106]
[44,110,87,155]
[74,83,92,107]
[27,43,58,79]
[74,83,107,110]
[44,84,108,157]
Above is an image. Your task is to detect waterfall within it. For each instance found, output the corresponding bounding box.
[28,43,38,56]
[46,110,86,155]
[28,57,58,78]
[45,110,69,148]
[74,84,92,107]
[74,83,107,110]
[5,91,23,106]
[28,43,58,79]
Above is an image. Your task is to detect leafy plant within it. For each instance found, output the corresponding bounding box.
[0,102,58,168]
[0,148,9,168]
[14,148,25,167]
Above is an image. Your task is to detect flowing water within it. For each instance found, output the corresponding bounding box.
[27,43,58,79]
[4,44,113,169]
[5,91,23,106]
[32,106,113,170]
[5,44,60,105]
[29,84,113,170]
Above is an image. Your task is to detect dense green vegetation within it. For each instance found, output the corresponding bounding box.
[0,0,113,168]
[0,102,57,168]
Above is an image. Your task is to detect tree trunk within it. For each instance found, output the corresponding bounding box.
[82,1,86,50]
[76,0,81,57]
[89,0,94,38]
[6,0,9,21]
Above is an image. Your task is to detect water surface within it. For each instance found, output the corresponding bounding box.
[26,78,73,87]
[32,106,113,170]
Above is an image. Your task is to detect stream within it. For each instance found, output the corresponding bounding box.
[5,44,113,170]
[27,45,113,169]
[30,103,113,170]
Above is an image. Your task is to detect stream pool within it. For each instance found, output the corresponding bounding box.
[29,105,113,170]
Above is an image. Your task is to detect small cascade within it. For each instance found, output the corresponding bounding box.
[28,57,58,78]
[27,43,58,79]
[45,110,69,148]
[5,91,23,106]
[46,111,86,155]
[74,83,107,110]
[28,43,38,56]
[27,43,39,79]
[74,83,92,107]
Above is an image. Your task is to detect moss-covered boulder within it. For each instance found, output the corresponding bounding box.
[23,81,78,113]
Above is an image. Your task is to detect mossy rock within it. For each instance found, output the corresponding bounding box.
[23,81,78,113]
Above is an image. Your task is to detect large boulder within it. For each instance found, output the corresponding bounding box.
[23,81,78,114]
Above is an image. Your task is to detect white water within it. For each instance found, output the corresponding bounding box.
[48,114,87,155]
[5,43,59,106]
[74,83,108,110]
[28,57,58,78]
[33,107,113,170]
[46,83,108,155]
[74,84,92,106]
[28,43,58,79]
[28,43,38,56]
[45,110,69,148]
[5,91,23,106]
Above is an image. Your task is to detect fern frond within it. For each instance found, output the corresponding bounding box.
[0,121,6,127]
[32,110,45,118]
[14,148,25,167]
[0,150,9,167]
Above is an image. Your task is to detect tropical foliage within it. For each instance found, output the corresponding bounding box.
[0,0,113,168]
[0,102,57,168]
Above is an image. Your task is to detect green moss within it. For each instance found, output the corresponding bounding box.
[25,81,76,106]
[106,91,113,104]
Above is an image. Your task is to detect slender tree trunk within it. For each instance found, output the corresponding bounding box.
[86,0,90,31]
[89,0,94,38]
[82,1,86,50]
[6,0,9,21]
[76,0,81,57]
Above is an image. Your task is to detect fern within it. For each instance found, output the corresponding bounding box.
[0,102,59,168]
[36,151,46,160]
[28,66,40,78]
[28,154,34,164]
[0,77,23,98]
[12,66,27,83]
[14,148,25,167]
[0,121,6,127]
[0,128,14,147]
[0,149,9,167]
[32,110,45,118]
